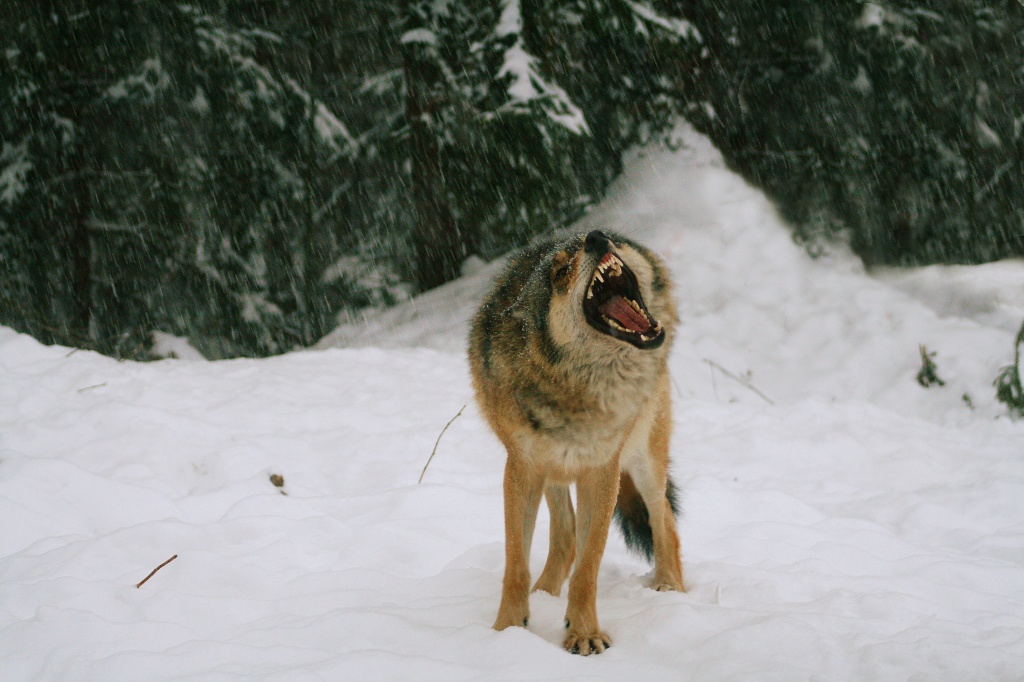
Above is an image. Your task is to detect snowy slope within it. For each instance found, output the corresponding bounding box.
[2,124,1023,681]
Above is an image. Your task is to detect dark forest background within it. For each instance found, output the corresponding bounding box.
[2,1,1023,359]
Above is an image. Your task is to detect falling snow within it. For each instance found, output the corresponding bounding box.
[2,124,1022,680]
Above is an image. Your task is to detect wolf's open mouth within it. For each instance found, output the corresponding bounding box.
[583,252,665,349]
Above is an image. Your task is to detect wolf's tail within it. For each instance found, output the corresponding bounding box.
[613,472,680,563]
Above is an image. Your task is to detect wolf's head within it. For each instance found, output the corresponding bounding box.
[545,230,675,353]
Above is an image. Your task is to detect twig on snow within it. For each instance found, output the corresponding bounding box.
[670,375,684,400]
[702,359,775,405]
[418,404,467,484]
[135,554,178,588]
[77,382,107,393]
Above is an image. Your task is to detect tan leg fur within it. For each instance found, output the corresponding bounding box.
[562,456,620,654]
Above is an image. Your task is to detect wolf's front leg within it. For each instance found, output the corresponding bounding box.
[563,459,620,654]
[493,451,545,631]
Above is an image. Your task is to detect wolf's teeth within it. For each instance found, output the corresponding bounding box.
[598,255,623,275]
[594,271,604,283]
[601,314,629,333]
[587,287,594,300]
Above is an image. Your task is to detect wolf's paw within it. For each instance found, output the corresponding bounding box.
[563,628,612,656]
[652,579,685,592]
[531,575,564,597]
[493,609,529,631]
[650,571,685,592]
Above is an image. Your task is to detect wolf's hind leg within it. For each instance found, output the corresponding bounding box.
[630,392,684,592]
[630,468,684,592]
[494,450,545,631]
[533,484,576,596]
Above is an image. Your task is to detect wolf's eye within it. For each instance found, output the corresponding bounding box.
[551,251,572,284]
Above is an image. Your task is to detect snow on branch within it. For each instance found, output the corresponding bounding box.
[187,6,285,120]
[0,140,32,207]
[495,0,588,135]
[181,6,354,157]
[855,2,916,34]
[104,58,170,102]
[313,103,357,156]
[400,28,437,46]
[626,0,702,43]
[282,76,357,157]
[358,69,403,97]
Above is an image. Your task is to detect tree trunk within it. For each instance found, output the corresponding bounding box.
[69,123,93,342]
[403,4,463,292]
[298,26,319,346]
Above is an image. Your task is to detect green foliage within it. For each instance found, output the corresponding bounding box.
[5,0,1022,360]
[0,2,370,357]
[995,321,1024,419]
[0,0,687,358]
[395,0,701,286]
[916,344,945,388]
[688,0,1024,266]
[398,0,586,288]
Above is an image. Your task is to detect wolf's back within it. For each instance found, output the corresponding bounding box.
[469,237,577,395]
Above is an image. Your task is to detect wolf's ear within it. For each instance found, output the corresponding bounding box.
[550,250,572,288]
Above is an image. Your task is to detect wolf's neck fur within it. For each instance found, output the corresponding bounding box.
[568,342,664,410]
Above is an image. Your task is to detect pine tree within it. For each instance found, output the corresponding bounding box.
[396,0,701,291]
[1,3,357,357]
[1,0,705,356]
[1,0,153,350]
[686,0,1024,266]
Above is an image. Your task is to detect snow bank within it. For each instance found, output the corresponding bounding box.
[3,124,1022,680]
[874,259,1024,335]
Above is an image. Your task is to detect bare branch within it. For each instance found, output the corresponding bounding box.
[418,404,466,484]
[135,554,178,588]
[703,359,775,405]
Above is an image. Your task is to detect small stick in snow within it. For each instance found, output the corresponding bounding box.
[136,554,178,588]
[418,404,467,484]
[703,359,775,405]
[77,382,107,393]
[670,375,684,399]
[708,361,720,402]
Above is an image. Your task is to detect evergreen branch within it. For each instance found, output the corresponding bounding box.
[916,344,945,388]
[995,320,1024,418]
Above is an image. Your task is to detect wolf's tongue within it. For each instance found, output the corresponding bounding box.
[598,295,651,333]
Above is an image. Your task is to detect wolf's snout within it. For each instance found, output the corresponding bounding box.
[584,230,613,255]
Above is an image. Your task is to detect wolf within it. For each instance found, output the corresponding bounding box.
[469,229,684,655]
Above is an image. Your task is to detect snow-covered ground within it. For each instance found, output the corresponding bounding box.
[2,124,1022,680]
